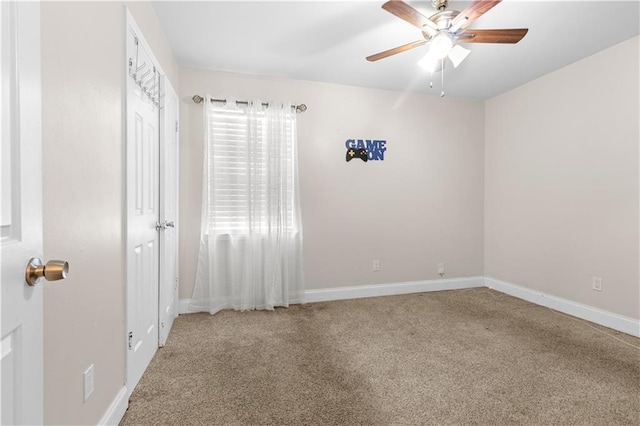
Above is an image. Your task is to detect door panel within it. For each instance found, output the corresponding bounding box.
[1,2,43,424]
[159,78,179,347]
[125,24,159,391]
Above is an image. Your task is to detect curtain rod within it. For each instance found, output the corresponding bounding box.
[192,94,307,113]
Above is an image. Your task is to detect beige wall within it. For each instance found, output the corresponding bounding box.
[41,2,178,424]
[178,68,485,300]
[485,36,639,319]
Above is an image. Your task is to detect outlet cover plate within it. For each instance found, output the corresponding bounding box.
[592,277,603,292]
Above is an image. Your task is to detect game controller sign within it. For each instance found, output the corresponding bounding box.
[345,139,387,163]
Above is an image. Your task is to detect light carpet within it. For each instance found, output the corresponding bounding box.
[121,288,640,425]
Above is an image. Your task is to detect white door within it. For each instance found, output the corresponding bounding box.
[158,79,179,347]
[125,26,159,391]
[1,2,43,424]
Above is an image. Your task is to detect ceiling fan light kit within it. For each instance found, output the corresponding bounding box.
[448,45,471,68]
[430,32,454,59]
[418,53,441,73]
[367,0,529,96]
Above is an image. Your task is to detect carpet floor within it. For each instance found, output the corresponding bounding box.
[120,288,640,425]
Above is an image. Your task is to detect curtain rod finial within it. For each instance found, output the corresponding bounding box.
[192,94,204,104]
[296,104,307,113]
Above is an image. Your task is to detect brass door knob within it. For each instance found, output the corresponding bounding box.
[25,257,69,286]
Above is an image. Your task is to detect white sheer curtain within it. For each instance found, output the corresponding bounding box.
[190,96,304,314]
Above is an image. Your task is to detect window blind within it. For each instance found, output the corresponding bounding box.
[205,105,296,233]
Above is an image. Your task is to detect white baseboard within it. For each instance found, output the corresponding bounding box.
[486,277,640,338]
[179,298,200,314]
[304,276,485,303]
[179,276,484,314]
[98,385,128,426]
[179,276,639,337]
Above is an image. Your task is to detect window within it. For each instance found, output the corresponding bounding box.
[194,99,305,312]
[204,103,298,234]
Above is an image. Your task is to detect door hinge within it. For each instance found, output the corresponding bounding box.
[175,120,179,133]
[128,332,133,349]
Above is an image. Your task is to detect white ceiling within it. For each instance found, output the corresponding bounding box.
[151,0,640,99]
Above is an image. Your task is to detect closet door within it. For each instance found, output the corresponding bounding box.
[158,78,179,347]
[125,20,159,393]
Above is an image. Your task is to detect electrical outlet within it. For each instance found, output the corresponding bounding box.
[592,277,602,292]
[437,262,445,277]
[84,364,94,402]
[372,260,380,272]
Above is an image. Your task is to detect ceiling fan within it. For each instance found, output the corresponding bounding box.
[367,0,528,72]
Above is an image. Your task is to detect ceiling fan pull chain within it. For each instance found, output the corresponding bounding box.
[430,73,433,89]
[440,58,445,97]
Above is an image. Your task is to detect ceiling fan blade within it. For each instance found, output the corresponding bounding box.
[382,0,439,33]
[457,28,528,44]
[450,0,502,31]
[366,40,428,62]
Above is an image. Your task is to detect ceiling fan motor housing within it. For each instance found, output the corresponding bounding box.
[422,10,459,40]
[433,10,458,29]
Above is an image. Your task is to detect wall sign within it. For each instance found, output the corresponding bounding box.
[345,139,387,162]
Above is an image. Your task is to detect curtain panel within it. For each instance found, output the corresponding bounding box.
[190,97,304,314]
